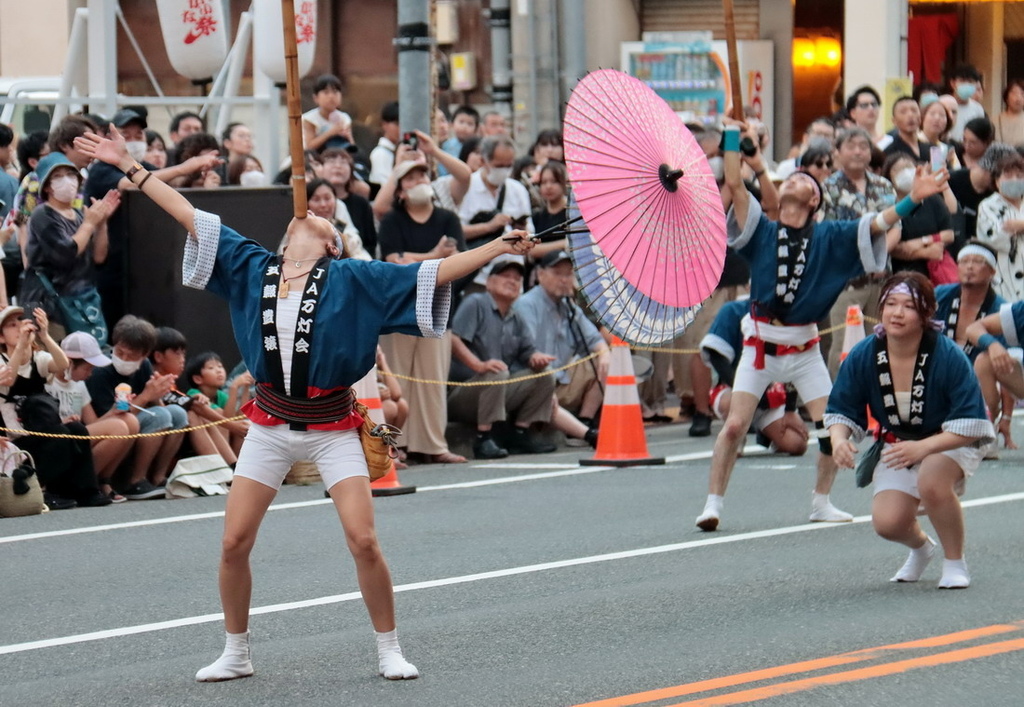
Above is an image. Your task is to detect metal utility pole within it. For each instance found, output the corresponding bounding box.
[559,0,586,105]
[395,0,432,138]
[490,0,513,118]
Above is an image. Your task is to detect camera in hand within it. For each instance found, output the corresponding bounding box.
[401,132,418,151]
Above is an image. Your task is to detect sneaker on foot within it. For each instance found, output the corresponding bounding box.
[689,412,712,437]
[78,492,113,508]
[890,536,936,582]
[473,437,508,460]
[506,429,556,455]
[809,502,853,522]
[43,493,77,511]
[122,480,165,500]
[695,509,720,532]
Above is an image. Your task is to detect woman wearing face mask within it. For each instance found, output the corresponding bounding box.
[995,80,1024,148]
[20,152,119,341]
[226,154,267,187]
[977,154,1024,300]
[920,101,961,171]
[884,155,955,281]
[377,160,468,465]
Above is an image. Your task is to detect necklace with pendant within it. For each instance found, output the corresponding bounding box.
[278,267,313,298]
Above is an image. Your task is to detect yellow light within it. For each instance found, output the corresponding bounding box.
[792,38,816,69]
[815,37,842,69]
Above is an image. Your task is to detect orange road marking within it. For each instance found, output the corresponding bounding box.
[667,637,1024,706]
[574,621,1024,707]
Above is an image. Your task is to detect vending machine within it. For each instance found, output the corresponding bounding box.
[621,31,774,138]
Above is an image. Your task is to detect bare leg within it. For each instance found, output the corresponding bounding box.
[578,376,603,420]
[551,397,588,438]
[149,433,185,486]
[974,354,1001,420]
[129,436,163,486]
[696,390,760,531]
[690,354,713,416]
[328,476,396,631]
[873,488,937,583]
[918,454,966,559]
[88,417,137,479]
[762,414,809,456]
[218,477,279,632]
[803,396,837,495]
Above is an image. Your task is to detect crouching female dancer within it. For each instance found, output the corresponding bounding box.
[825,272,993,588]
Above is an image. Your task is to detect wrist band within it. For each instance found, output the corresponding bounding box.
[723,126,740,152]
[125,162,143,180]
[894,195,917,218]
[977,333,998,352]
[138,172,152,189]
[753,168,766,178]
[922,234,934,245]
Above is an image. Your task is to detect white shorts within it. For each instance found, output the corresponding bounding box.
[752,405,786,433]
[732,344,832,403]
[234,423,368,491]
[872,444,982,499]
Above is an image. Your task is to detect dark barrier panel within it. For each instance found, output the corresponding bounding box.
[123,187,294,367]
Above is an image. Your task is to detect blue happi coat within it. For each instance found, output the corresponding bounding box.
[727,199,886,324]
[183,210,449,390]
[825,332,993,444]
[934,283,1005,361]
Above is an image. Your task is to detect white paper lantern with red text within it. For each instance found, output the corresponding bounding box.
[254,0,317,85]
[156,0,230,83]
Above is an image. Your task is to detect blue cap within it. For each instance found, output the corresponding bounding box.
[35,152,80,197]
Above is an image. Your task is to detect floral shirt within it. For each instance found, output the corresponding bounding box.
[820,170,896,222]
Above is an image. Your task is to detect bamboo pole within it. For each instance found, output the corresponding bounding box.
[722,0,744,121]
[281,0,307,218]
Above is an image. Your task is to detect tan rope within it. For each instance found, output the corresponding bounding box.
[0,415,246,441]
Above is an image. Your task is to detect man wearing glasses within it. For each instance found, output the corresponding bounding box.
[846,86,884,143]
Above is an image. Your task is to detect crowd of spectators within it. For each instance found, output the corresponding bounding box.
[3,64,1024,510]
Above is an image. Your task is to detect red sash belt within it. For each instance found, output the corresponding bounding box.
[743,336,821,370]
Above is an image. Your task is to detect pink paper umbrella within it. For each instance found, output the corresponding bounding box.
[563,69,727,308]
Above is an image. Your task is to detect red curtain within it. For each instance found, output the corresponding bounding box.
[908,14,959,85]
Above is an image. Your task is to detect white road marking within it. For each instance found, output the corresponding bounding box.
[3,490,1023,657]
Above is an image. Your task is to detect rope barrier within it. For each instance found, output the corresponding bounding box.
[379,316,882,383]
[0,415,246,441]
[0,316,883,434]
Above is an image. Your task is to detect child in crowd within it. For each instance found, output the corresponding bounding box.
[0,306,107,509]
[151,327,244,466]
[302,74,354,153]
[86,315,188,499]
[46,331,140,503]
[184,351,252,456]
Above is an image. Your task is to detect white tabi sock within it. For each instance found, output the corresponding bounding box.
[195,630,254,682]
[938,558,971,589]
[376,629,419,680]
[890,536,937,583]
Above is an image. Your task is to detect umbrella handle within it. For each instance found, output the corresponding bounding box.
[659,164,684,193]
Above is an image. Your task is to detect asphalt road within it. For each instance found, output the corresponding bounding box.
[2,421,1023,707]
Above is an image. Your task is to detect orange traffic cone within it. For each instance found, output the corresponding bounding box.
[838,305,877,432]
[839,305,865,363]
[353,366,416,497]
[580,339,666,467]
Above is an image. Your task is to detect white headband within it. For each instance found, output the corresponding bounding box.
[957,244,997,270]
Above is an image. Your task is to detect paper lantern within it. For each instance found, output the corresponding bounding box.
[156,0,230,83]
[254,0,317,85]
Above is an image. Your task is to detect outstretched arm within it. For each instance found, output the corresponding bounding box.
[75,127,198,235]
[435,231,535,286]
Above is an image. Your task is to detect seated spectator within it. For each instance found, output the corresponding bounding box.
[86,315,188,499]
[47,331,139,502]
[0,306,109,508]
[514,250,608,428]
[145,130,168,169]
[302,73,354,153]
[306,178,363,259]
[184,351,252,458]
[21,151,119,341]
[442,105,480,160]
[320,148,374,247]
[699,300,808,455]
[168,132,223,188]
[448,257,559,459]
[150,327,244,465]
[226,154,267,187]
